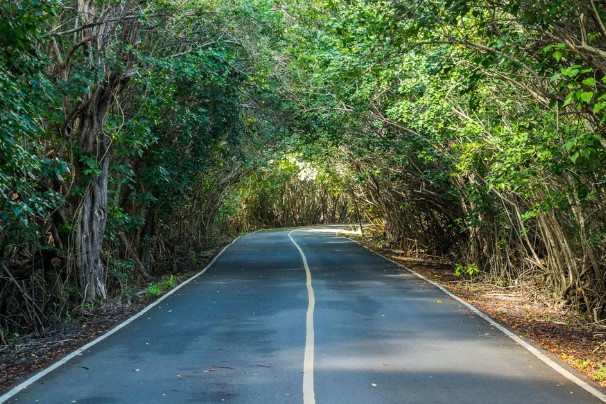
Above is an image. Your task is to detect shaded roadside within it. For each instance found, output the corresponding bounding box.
[0,245,226,393]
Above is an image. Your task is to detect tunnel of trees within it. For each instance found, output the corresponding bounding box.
[2,0,606,343]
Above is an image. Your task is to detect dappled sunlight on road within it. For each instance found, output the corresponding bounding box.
[298,225,362,235]
[315,337,531,378]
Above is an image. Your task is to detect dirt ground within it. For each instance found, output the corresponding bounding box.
[1,238,606,394]
[0,302,143,393]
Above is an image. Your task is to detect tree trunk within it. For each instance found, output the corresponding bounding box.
[74,83,116,301]
[76,153,109,301]
[66,0,140,301]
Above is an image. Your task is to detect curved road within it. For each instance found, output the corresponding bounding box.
[2,227,605,403]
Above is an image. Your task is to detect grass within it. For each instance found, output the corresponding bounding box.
[146,275,177,297]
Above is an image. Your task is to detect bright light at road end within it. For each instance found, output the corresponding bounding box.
[295,160,318,181]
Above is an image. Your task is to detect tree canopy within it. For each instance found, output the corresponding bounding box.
[2,0,606,342]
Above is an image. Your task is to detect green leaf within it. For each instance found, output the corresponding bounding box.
[560,67,579,77]
[563,93,575,107]
[582,77,597,87]
[579,91,594,104]
[564,140,575,152]
[593,101,606,113]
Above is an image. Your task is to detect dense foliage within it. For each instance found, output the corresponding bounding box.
[281,0,606,321]
[2,0,606,342]
[0,0,287,342]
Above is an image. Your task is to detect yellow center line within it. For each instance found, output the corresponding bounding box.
[288,230,316,404]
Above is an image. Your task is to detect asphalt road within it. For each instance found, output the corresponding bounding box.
[2,227,605,403]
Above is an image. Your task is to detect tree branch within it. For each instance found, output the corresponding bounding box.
[48,14,141,37]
